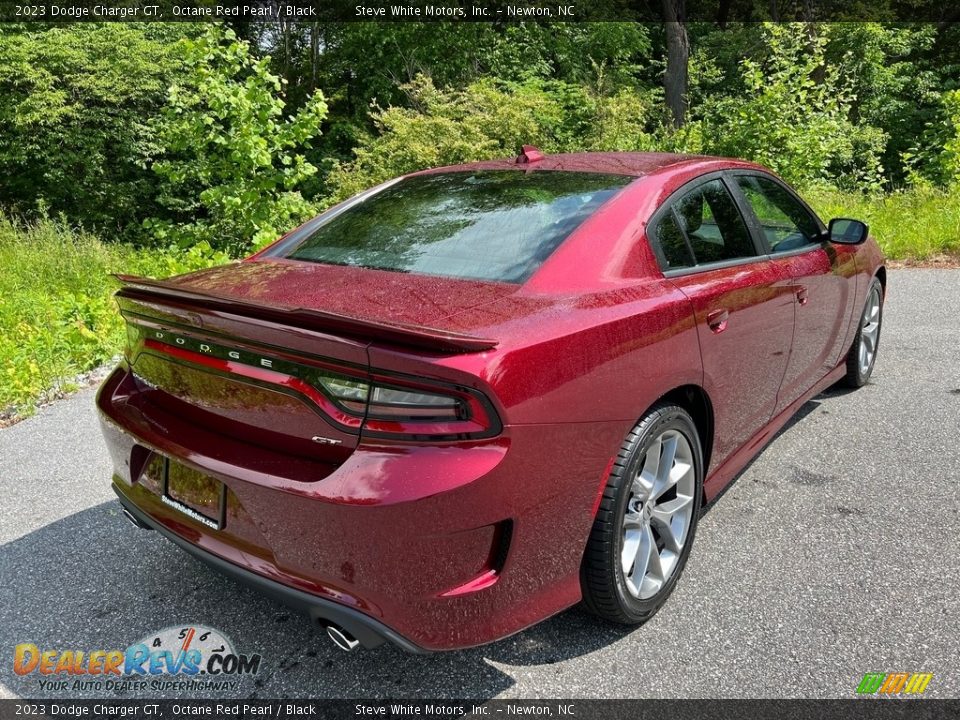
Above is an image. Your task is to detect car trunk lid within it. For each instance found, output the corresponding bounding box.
[113,260,508,473]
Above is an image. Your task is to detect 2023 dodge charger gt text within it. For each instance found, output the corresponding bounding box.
[98,150,885,652]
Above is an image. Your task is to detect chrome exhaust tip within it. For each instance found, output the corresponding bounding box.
[325,624,360,652]
[121,508,150,530]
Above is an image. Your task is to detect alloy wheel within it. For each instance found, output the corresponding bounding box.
[621,430,696,599]
[859,285,882,376]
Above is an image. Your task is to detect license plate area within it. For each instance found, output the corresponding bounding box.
[161,458,225,530]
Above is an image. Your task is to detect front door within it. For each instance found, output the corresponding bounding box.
[729,172,858,413]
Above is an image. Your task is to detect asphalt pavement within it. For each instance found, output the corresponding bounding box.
[1,269,958,699]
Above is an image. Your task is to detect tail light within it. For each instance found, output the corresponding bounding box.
[138,331,500,441]
[321,372,499,440]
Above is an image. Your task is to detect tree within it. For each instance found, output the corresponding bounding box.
[662,0,689,128]
[145,27,328,255]
[0,24,195,235]
[672,23,886,189]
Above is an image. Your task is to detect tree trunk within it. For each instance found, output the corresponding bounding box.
[284,20,291,87]
[716,0,732,28]
[311,22,319,92]
[662,0,689,128]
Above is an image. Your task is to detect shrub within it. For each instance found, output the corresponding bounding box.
[325,74,656,203]
[146,27,328,255]
[944,91,960,184]
[0,24,194,236]
[668,24,887,190]
[0,214,227,418]
[904,89,960,186]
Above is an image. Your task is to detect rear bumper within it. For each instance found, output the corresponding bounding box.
[98,364,628,651]
[113,485,425,653]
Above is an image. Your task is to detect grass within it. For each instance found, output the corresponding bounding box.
[1,184,958,420]
[0,215,222,419]
[805,185,960,262]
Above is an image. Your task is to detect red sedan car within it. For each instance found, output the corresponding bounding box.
[98,150,885,652]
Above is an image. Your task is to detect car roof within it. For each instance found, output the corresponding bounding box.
[411,150,723,179]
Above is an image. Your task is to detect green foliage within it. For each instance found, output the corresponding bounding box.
[325,74,656,203]
[823,23,939,181]
[0,214,227,418]
[325,76,574,201]
[146,27,328,255]
[670,24,887,190]
[805,185,960,260]
[299,21,654,189]
[310,22,651,121]
[0,24,196,236]
[905,90,960,186]
[329,24,909,200]
[484,23,653,86]
[943,91,960,184]
[688,23,940,185]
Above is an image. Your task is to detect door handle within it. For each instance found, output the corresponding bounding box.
[795,286,809,306]
[706,308,729,333]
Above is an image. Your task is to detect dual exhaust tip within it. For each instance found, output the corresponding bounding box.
[122,508,152,531]
[325,624,360,652]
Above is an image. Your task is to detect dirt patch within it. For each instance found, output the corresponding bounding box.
[887,254,960,269]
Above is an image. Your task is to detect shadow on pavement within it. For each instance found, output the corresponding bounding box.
[1,502,633,700]
[700,393,828,514]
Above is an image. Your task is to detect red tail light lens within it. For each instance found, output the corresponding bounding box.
[137,328,500,441]
[352,380,499,441]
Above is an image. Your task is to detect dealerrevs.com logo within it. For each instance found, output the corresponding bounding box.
[13,625,262,693]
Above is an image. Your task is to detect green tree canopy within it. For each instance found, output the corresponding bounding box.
[0,24,195,235]
[145,27,328,255]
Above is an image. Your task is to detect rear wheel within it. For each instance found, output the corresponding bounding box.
[843,277,883,388]
[581,403,703,624]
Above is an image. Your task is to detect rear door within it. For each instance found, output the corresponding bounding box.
[648,174,796,471]
[728,172,858,413]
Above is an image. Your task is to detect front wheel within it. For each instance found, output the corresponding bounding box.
[843,277,883,388]
[580,403,704,625]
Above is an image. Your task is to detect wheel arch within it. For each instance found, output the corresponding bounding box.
[652,384,714,491]
[875,265,887,293]
[580,383,713,621]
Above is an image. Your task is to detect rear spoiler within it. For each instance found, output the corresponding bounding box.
[113,275,498,354]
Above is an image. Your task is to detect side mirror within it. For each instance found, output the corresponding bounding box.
[828,218,869,245]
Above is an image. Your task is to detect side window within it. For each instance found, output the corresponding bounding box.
[654,213,695,270]
[650,178,757,271]
[734,175,821,253]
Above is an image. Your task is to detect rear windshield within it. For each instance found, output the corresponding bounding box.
[281,170,633,283]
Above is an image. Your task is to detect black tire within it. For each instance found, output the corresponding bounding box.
[580,403,704,625]
[842,277,884,388]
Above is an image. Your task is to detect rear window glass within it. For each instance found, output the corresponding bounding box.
[282,171,633,283]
